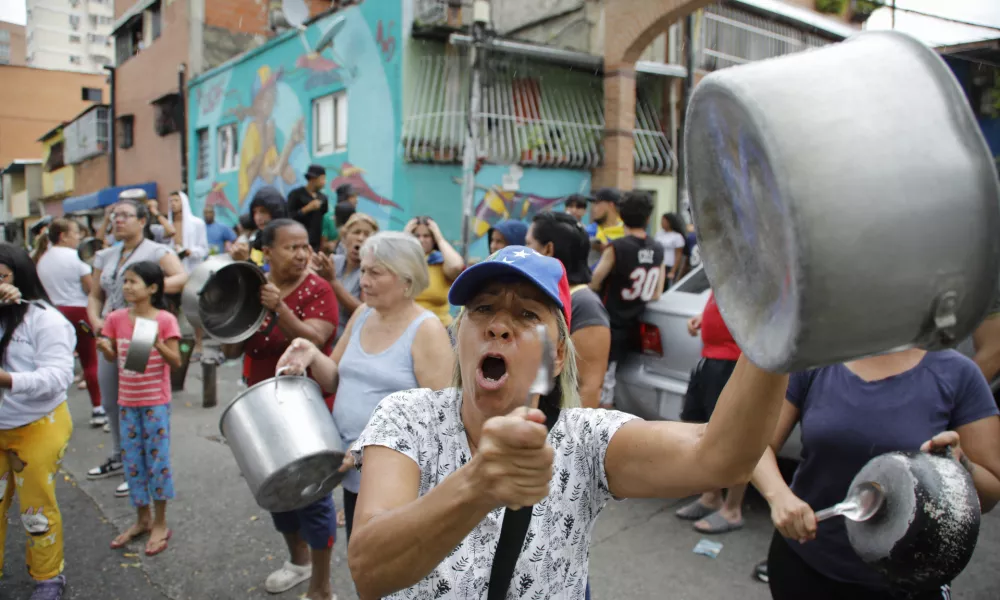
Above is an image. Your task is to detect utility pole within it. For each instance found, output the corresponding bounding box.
[459,0,490,261]
[891,0,896,29]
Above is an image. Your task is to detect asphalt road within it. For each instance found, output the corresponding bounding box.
[2,362,998,599]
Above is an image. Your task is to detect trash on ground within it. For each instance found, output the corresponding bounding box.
[693,538,723,558]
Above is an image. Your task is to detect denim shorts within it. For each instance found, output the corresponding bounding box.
[270,494,336,550]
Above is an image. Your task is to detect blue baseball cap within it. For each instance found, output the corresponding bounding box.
[448,245,572,328]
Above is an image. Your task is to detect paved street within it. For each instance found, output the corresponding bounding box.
[2,360,999,599]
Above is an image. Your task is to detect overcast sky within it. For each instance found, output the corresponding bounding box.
[0,0,997,44]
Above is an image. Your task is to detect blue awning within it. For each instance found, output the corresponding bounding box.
[63,182,158,213]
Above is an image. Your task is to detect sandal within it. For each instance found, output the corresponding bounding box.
[145,529,172,556]
[693,510,744,534]
[675,499,717,521]
[111,524,150,549]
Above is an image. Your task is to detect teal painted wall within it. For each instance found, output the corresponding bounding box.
[187,2,404,230]
[186,2,591,262]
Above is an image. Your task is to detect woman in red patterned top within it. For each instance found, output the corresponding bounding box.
[674,291,747,534]
[220,219,339,600]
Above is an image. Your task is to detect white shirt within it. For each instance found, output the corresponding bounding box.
[654,230,685,267]
[0,303,76,429]
[352,388,638,600]
[37,246,91,307]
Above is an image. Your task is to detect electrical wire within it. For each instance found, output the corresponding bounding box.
[866,1,1000,33]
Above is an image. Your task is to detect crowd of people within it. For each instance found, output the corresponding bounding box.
[0,161,996,600]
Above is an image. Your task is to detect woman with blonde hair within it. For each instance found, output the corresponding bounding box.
[311,212,379,342]
[278,231,455,544]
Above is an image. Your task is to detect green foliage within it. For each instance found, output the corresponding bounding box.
[853,0,879,15]
[815,0,847,14]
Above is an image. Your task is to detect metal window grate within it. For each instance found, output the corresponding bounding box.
[697,3,832,72]
[403,50,673,174]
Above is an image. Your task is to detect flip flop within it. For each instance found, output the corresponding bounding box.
[110,525,150,549]
[145,529,172,557]
[693,510,744,534]
[675,500,717,521]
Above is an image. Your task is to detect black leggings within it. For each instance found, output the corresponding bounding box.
[767,531,951,600]
[343,489,358,544]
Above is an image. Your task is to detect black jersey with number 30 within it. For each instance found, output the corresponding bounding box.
[602,235,665,331]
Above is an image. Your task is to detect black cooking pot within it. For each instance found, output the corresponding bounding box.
[77,237,104,265]
[183,258,276,344]
[845,448,980,592]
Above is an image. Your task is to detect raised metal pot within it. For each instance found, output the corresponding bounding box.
[77,237,104,266]
[844,449,980,591]
[219,368,345,513]
[123,316,158,373]
[685,31,1000,372]
[182,256,275,344]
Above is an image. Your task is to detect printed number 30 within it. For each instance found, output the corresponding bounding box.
[621,267,660,302]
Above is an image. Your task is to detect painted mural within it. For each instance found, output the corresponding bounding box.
[185,2,592,260]
[187,1,403,228]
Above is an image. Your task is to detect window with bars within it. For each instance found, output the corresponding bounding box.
[196,128,210,180]
[218,124,239,173]
[312,92,348,156]
[118,115,134,149]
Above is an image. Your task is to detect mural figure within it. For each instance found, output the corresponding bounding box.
[204,181,238,214]
[289,28,355,91]
[451,174,567,242]
[227,65,306,210]
[331,162,400,209]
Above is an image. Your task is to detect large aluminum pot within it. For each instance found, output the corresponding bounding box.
[181,256,275,343]
[220,369,346,513]
[685,31,1000,373]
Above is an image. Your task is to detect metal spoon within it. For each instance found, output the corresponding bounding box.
[816,481,885,523]
[525,324,556,408]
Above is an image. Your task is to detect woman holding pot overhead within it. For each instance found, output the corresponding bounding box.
[752,348,1000,600]
[0,243,76,600]
[219,219,339,600]
[406,216,464,326]
[303,245,792,599]
[278,231,454,542]
[84,197,187,499]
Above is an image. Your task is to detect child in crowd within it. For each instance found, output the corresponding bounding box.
[97,260,182,557]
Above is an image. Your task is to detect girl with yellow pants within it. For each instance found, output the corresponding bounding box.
[0,243,77,600]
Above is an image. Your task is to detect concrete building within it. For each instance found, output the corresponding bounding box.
[25,0,115,73]
[0,64,108,167]
[79,0,330,217]
[0,21,27,66]
[0,160,43,245]
[38,104,112,221]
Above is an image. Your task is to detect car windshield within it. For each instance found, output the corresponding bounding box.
[674,267,710,294]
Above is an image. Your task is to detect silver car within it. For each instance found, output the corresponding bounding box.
[613,266,803,460]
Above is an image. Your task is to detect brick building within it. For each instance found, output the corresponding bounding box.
[92,0,329,217]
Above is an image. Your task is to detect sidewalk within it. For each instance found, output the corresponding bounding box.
[48,361,357,600]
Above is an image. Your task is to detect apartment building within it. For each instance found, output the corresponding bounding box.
[0,22,27,66]
[80,0,329,216]
[25,0,115,73]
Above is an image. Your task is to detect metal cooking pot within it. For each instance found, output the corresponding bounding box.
[77,237,104,265]
[181,256,275,344]
[685,30,1000,373]
[844,449,980,591]
[219,368,346,513]
[123,316,158,373]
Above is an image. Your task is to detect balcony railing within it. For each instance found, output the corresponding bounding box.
[696,3,833,72]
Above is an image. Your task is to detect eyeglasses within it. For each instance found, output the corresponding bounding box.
[111,212,138,221]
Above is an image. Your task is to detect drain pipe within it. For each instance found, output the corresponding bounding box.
[104,65,116,187]
[178,63,188,193]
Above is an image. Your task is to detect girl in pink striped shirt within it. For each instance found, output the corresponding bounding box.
[96,260,181,557]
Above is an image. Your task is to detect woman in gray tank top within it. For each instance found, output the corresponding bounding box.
[83,196,187,499]
[278,231,454,540]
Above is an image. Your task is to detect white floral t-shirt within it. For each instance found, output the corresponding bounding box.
[351,388,639,600]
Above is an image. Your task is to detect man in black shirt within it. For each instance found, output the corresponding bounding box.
[287,164,329,251]
[589,190,665,407]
